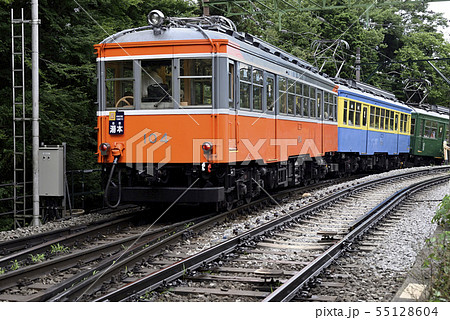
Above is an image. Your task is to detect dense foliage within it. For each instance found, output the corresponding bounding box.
[424,195,450,301]
[0,0,449,228]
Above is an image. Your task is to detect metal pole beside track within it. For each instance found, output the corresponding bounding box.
[31,0,40,226]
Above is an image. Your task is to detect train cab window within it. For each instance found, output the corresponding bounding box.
[303,85,309,117]
[141,59,172,109]
[279,77,288,114]
[410,118,416,135]
[105,61,134,109]
[179,59,212,107]
[266,76,275,111]
[348,101,355,126]
[288,79,295,115]
[253,69,263,111]
[295,82,302,116]
[356,105,361,125]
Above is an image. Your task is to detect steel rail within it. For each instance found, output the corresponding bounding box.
[262,174,450,302]
[0,214,207,293]
[44,172,356,301]
[0,205,140,257]
[95,167,449,302]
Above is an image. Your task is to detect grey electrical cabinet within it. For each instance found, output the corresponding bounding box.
[39,146,65,197]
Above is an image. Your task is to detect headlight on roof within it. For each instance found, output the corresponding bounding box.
[148,10,165,27]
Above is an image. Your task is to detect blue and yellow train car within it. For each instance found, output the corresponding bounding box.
[336,80,412,170]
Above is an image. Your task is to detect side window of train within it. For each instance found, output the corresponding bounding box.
[380,109,385,130]
[266,74,275,112]
[438,124,444,139]
[390,111,395,131]
[343,100,348,125]
[394,113,399,131]
[295,82,302,117]
[179,59,212,107]
[253,69,263,111]
[240,63,251,109]
[316,90,322,119]
[362,105,368,127]
[385,110,391,131]
[287,80,295,115]
[400,114,404,133]
[410,118,416,135]
[333,96,337,122]
[303,85,310,117]
[279,77,288,114]
[348,101,355,126]
[369,106,375,128]
[355,103,361,126]
[375,107,381,129]
[310,87,316,118]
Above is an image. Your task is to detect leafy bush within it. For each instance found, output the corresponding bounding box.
[423,194,450,301]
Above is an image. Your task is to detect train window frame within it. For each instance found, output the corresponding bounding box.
[266,73,275,113]
[380,108,385,130]
[355,102,361,127]
[375,107,380,129]
[394,113,399,132]
[410,117,416,135]
[105,60,135,110]
[310,87,316,118]
[385,110,390,131]
[278,76,288,114]
[438,124,444,139]
[348,101,355,126]
[295,82,302,117]
[303,85,310,117]
[140,59,173,109]
[287,79,295,115]
[343,100,348,125]
[179,58,213,108]
[239,63,251,110]
[369,106,375,128]
[253,68,264,112]
[390,111,394,131]
[362,104,368,127]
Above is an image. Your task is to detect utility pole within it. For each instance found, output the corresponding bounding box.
[31,0,40,226]
[203,0,210,16]
[355,47,361,82]
[427,61,450,145]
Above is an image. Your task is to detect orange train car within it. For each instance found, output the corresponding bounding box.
[96,12,339,209]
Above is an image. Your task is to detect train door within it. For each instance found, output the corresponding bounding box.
[265,73,277,161]
[228,62,237,154]
[316,89,324,154]
[395,112,400,153]
[362,105,369,154]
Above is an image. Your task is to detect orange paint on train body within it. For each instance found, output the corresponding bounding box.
[97,113,338,165]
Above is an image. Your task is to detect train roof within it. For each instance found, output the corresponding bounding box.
[98,15,334,82]
[410,106,450,120]
[335,79,412,112]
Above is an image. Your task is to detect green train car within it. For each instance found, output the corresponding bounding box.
[409,108,449,165]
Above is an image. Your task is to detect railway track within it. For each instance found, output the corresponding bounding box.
[92,167,450,302]
[0,166,447,301]
[0,171,358,302]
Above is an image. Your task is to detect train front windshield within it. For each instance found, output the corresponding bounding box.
[101,58,212,110]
